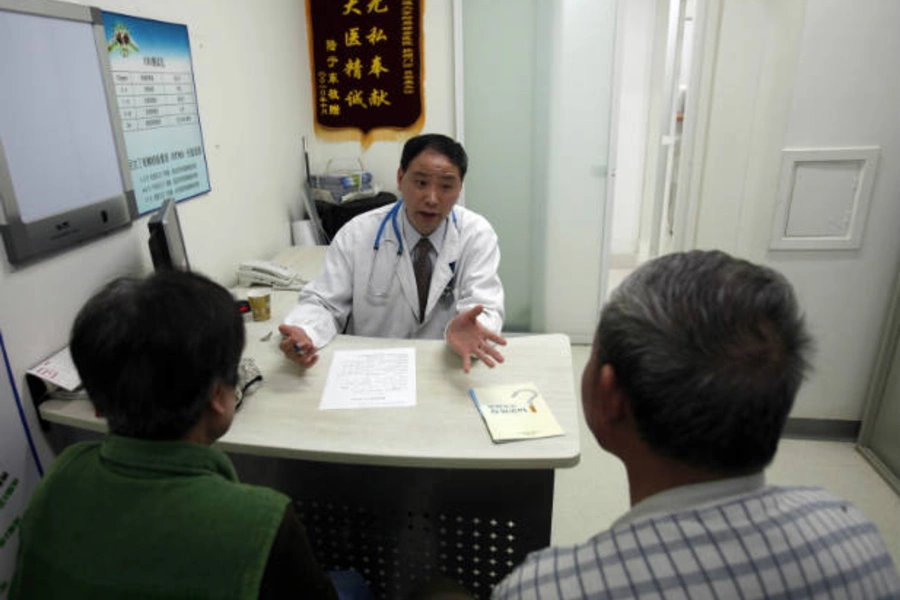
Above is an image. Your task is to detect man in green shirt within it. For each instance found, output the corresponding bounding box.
[11,270,342,599]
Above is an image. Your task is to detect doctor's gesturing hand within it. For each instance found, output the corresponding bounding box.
[446,305,507,373]
[278,324,319,368]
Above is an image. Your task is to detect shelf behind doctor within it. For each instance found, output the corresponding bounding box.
[279,134,507,373]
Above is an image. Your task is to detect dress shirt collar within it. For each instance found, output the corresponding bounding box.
[401,205,447,256]
[99,434,238,481]
[612,472,766,529]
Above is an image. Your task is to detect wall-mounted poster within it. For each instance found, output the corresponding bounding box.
[0,332,43,597]
[103,11,210,216]
[306,0,424,147]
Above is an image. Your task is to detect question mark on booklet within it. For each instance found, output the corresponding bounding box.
[512,388,538,412]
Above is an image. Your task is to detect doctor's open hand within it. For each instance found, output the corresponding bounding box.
[278,325,319,369]
[446,305,507,373]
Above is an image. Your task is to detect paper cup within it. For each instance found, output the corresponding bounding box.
[247,289,271,322]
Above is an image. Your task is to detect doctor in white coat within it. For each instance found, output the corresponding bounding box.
[279,134,506,373]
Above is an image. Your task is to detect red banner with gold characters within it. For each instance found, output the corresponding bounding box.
[306,0,424,146]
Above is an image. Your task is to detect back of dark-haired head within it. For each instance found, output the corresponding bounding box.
[400,134,468,180]
[596,250,812,473]
[70,270,244,440]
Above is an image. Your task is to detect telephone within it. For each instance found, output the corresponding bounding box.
[237,260,306,290]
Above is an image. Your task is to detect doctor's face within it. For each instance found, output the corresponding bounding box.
[398,148,462,236]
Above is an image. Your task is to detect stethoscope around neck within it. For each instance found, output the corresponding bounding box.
[368,200,458,299]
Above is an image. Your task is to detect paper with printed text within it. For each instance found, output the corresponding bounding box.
[319,348,416,410]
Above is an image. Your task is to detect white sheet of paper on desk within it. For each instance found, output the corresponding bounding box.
[319,348,416,410]
[26,347,81,392]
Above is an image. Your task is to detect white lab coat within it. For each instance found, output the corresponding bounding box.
[284,202,504,348]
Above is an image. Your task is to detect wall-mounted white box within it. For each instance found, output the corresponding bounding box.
[770,147,880,251]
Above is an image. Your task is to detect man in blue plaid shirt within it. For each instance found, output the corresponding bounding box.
[494,250,899,599]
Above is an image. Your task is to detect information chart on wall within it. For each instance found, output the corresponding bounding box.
[0,333,42,597]
[103,11,210,216]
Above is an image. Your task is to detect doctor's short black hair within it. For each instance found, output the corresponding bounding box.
[70,270,244,440]
[400,134,468,180]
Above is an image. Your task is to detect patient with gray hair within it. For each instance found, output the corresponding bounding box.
[494,250,899,599]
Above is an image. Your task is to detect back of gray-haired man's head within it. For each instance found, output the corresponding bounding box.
[596,250,812,473]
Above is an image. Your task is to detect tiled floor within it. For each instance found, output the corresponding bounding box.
[551,344,900,567]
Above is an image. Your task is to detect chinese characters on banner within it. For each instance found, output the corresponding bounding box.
[103,12,211,216]
[306,0,424,145]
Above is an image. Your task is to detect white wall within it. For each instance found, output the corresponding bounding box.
[0,0,454,465]
[689,0,900,420]
[460,0,538,331]
[610,0,655,259]
[539,1,618,341]
[637,0,675,261]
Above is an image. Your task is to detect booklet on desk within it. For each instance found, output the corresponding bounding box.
[469,382,564,443]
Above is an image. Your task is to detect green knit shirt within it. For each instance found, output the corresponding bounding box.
[11,435,290,599]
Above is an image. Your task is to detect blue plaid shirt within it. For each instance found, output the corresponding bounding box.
[493,474,900,599]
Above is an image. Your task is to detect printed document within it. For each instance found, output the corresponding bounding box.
[26,346,81,392]
[319,348,416,410]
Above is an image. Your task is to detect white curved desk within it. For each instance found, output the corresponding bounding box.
[40,294,581,470]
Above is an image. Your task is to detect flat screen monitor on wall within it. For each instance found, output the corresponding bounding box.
[148,199,190,272]
[0,0,134,266]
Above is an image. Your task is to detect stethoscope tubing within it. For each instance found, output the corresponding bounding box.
[373,200,459,255]
[368,201,459,299]
[373,201,405,254]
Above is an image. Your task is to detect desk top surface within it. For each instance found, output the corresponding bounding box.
[39,250,581,470]
[270,245,328,283]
